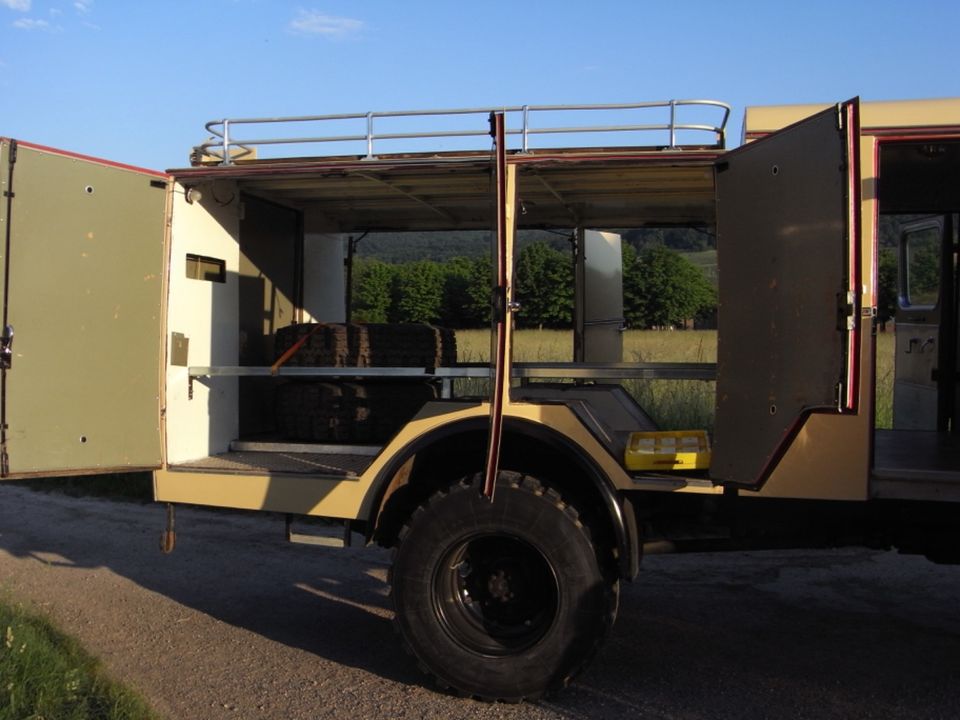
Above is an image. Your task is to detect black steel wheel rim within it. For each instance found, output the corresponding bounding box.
[432,533,560,656]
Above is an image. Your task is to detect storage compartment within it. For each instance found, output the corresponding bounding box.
[624,430,711,471]
[164,128,721,478]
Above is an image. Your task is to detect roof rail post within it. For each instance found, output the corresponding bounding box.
[365,112,376,160]
[222,119,232,166]
[521,105,530,153]
[668,100,677,149]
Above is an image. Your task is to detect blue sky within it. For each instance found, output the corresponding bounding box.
[1,0,958,170]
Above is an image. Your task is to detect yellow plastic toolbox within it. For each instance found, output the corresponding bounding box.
[624,430,711,471]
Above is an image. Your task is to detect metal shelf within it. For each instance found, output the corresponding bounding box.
[188,362,716,380]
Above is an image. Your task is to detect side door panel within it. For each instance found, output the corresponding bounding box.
[1,140,166,477]
[712,101,860,487]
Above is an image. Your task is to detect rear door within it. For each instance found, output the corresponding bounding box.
[0,140,166,478]
[712,100,861,487]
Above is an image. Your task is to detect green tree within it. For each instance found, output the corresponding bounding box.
[442,256,491,328]
[905,237,941,306]
[514,242,574,328]
[624,245,715,328]
[390,260,445,323]
[351,258,394,323]
[877,247,899,323]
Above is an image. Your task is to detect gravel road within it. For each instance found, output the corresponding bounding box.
[0,484,958,719]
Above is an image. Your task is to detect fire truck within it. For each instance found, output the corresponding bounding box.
[0,96,957,700]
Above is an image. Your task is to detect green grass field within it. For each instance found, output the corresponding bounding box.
[456,328,895,431]
[0,599,157,720]
[457,328,717,429]
[875,331,895,429]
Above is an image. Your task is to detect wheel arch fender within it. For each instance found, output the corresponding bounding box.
[363,415,640,580]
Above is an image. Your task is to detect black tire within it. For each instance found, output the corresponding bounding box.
[389,472,618,701]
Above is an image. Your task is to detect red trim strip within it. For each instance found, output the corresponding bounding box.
[8,139,168,179]
[748,126,960,143]
[870,138,880,309]
[865,126,960,138]
[845,101,862,412]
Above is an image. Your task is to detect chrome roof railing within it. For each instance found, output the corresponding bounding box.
[194,99,731,165]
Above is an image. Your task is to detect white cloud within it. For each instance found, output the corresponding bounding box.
[1,0,31,12]
[74,0,92,14]
[289,10,363,37]
[12,17,52,30]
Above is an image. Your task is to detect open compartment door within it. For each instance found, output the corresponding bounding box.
[0,140,166,478]
[712,100,861,487]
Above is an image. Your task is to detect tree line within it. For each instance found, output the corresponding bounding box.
[351,215,939,330]
[351,242,717,329]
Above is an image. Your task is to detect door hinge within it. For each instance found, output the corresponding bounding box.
[2,139,13,197]
[837,291,855,331]
[0,325,13,370]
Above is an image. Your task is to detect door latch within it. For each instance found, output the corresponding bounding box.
[0,325,13,369]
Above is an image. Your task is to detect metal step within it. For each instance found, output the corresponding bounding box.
[285,516,353,548]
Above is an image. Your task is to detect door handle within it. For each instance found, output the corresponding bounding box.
[906,336,935,354]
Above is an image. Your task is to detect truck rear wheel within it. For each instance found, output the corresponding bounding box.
[389,472,617,701]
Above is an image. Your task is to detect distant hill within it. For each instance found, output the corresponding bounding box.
[356,227,715,264]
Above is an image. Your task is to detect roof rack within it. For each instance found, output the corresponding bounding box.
[193,100,731,165]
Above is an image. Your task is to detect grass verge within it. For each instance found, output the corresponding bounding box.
[0,599,158,720]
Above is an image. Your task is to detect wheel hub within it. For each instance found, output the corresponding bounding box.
[486,569,513,602]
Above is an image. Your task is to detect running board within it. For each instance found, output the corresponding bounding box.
[285,516,353,548]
